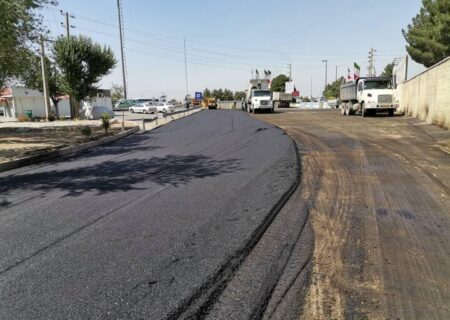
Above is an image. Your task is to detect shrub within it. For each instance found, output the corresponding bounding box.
[101,112,111,134]
[48,115,56,122]
[80,126,92,137]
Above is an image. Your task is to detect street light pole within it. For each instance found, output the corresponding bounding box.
[322,59,328,96]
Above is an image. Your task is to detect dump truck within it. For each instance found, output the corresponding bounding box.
[244,78,274,113]
[340,77,397,117]
[272,92,292,108]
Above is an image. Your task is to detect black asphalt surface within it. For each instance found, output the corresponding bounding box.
[0,110,298,319]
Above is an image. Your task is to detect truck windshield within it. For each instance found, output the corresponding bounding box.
[364,81,392,90]
[253,90,271,97]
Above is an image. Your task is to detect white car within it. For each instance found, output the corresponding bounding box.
[129,102,157,114]
[155,102,175,113]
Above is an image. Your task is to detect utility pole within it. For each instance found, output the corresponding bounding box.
[335,65,338,82]
[310,75,313,101]
[65,12,70,37]
[288,64,292,81]
[40,35,51,120]
[322,59,328,96]
[117,0,128,99]
[368,48,376,77]
[60,10,75,37]
[184,37,189,97]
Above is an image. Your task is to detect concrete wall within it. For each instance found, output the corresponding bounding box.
[399,57,450,129]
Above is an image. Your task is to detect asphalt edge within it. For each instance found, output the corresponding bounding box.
[167,125,303,319]
[259,123,314,320]
[0,126,139,173]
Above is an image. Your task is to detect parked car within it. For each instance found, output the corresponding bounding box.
[81,105,114,120]
[114,99,138,111]
[129,102,157,114]
[155,102,175,113]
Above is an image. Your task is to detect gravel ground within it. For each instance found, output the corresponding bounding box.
[255,109,450,320]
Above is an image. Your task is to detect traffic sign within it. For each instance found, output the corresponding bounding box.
[195,92,203,100]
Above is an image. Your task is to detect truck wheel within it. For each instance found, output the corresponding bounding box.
[346,103,352,116]
[341,106,347,116]
[361,103,367,117]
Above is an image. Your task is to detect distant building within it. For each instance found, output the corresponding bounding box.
[0,87,46,119]
[0,87,112,119]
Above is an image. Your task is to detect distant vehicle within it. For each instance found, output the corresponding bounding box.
[155,102,175,113]
[340,77,396,117]
[81,105,114,120]
[201,97,218,109]
[114,99,138,111]
[272,92,292,108]
[129,102,157,114]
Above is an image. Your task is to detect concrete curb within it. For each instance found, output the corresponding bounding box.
[0,126,139,173]
[139,108,203,132]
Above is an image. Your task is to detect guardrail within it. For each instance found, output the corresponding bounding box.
[140,106,201,130]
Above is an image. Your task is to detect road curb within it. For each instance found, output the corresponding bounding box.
[0,126,139,173]
[138,108,203,132]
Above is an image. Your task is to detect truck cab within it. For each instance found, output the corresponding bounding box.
[340,77,396,117]
[249,90,273,113]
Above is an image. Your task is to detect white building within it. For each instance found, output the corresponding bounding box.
[0,87,113,120]
[0,87,47,119]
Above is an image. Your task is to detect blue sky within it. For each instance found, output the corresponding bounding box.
[43,0,425,99]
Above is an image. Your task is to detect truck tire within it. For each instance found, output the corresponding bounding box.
[346,103,352,116]
[341,106,347,116]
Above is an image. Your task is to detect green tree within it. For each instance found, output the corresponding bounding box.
[53,35,117,118]
[322,77,345,99]
[403,0,450,67]
[381,63,395,78]
[270,74,290,92]
[21,53,65,117]
[111,83,124,104]
[234,91,246,100]
[223,88,234,100]
[203,88,211,97]
[0,0,56,88]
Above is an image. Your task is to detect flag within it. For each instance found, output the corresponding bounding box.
[354,62,360,79]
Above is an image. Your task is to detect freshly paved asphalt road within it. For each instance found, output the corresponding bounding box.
[0,110,299,319]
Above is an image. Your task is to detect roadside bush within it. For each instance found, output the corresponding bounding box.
[32,116,43,122]
[17,114,28,122]
[48,115,56,122]
[80,126,92,138]
[101,112,111,134]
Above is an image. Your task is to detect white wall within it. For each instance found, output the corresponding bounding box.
[399,57,450,129]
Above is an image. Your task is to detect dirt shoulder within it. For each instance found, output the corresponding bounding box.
[254,109,450,319]
[0,120,137,163]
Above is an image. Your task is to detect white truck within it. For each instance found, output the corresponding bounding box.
[272,92,292,108]
[244,78,274,113]
[340,77,397,117]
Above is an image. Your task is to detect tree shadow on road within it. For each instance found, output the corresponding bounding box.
[0,154,242,201]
